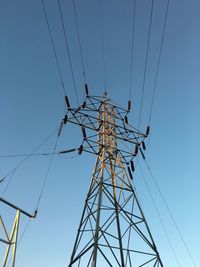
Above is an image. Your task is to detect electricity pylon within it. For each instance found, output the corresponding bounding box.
[0,197,37,267]
[62,90,164,267]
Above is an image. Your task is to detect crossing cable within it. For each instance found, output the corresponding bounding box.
[72,0,87,85]
[2,132,59,266]
[34,134,59,210]
[57,0,80,106]
[0,153,56,158]
[148,0,170,125]
[0,128,58,191]
[144,159,197,267]
[41,0,67,97]
[137,160,181,267]
[128,0,136,101]
[5,148,78,267]
[99,0,107,90]
[0,149,77,158]
[138,0,154,130]
[1,171,16,198]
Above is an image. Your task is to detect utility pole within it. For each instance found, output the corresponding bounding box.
[62,90,164,267]
[0,197,37,267]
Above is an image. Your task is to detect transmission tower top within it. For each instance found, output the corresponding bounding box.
[62,90,150,166]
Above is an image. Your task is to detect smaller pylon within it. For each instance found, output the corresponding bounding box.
[0,197,37,267]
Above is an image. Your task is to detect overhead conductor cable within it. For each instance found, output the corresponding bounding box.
[72,0,87,84]
[138,161,181,267]
[99,0,107,90]
[138,0,154,130]
[1,127,58,189]
[128,0,136,101]
[41,0,67,97]
[57,0,80,106]
[144,159,197,267]
[148,0,170,124]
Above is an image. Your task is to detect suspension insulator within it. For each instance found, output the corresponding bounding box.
[134,144,138,156]
[128,100,131,111]
[64,96,70,108]
[81,127,87,140]
[131,160,135,172]
[60,148,76,154]
[124,116,128,124]
[146,126,150,136]
[78,145,83,155]
[85,83,89,96]
[58,121,63,137]
[142,141,146,150]
[139,147,145,160]
[63,115,68,124]
[82,101,86,109]
[127,166,133,180]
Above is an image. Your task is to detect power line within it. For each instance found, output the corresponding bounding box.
[99,0,107,91]
[57,0,80,106]
[1,171,16,198]
[34,135,59,210]
[138,0,154,130]
[0,128,58,190]
[129,0,136,101]
[0,152,56,158]
[72,0,87,85]
[0,149,76,158]
[144,159,197,267]
[138,161,181,267]
[41,0,67,97]
[148,0,170,124]
[6,136,58,267]
[4,144,78,267]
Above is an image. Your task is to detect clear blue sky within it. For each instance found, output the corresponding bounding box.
[0,0,200,266]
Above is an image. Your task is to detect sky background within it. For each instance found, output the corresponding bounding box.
[0,0,200,266]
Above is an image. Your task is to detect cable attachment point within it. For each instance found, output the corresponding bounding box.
[81,127,87,140]
[58,121,64,137]
[82,101,86,109]
[33,210,38,218]
[124,116,128,124]
[128,100,131,112]
[142,141,146,150]
[134,144,139,156]
[145,126,150,137]
[85,84,89,96]
[78,145,83,155]
[64,96,70,108]
[130,160,135,172]
[63,115,68,125]
[127,166,133,180]
[60,148,77,154]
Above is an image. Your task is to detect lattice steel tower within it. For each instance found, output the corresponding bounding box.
[63,90,163,267]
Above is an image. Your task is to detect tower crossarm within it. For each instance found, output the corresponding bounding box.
[62,94,149,165]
